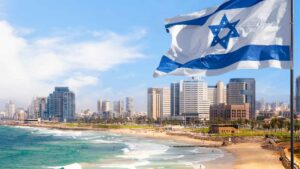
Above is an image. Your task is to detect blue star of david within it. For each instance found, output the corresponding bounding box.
[209,15,240,49]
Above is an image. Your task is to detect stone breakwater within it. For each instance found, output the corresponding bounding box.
[280,149,300,169]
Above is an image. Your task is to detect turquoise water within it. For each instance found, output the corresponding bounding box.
[0,125,225,169]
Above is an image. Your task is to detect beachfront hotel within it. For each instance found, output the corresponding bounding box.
[47,87,75,122]
[179,78,210,121]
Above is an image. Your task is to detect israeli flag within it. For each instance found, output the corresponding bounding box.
[154,0,291,77]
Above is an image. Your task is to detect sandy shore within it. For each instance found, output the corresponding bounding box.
[2,123,284,169]
[108,128,284,169]
[224,143,284,169]
[108,128,221,146]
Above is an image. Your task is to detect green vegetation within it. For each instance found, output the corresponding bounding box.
[187,127,210,133]
[54,117,300,142]
[209,128,300,141]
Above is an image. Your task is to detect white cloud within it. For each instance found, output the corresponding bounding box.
[0,20,146,111]
[64,75,99,92]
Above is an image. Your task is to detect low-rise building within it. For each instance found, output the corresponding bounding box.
[209,124,239,134]
[210,103,250,122]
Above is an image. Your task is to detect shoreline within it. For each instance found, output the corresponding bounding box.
[1,123,284,169]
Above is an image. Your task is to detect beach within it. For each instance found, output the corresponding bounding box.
[0,123,285,169]
[107,127,284,169]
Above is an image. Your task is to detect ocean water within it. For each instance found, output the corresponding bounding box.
[0,125,225,169]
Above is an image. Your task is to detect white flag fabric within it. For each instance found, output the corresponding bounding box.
[154,0,291,77]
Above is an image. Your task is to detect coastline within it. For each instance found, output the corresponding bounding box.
[1,123,284,169]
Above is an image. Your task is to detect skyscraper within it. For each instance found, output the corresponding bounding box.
[160,87,171,119]
[208,81,227,106]
[147,87,171,120]
[102,101,111,113]
[296,76,300,114]
[113,100,124,116]
[29,97,47,119]
[97,100,102,114]
[125,97,134,117]
[227,78,256,119]
[6,101,15,119]
[216,81,227,104]
[147,88,161,120]
[208,86,217,105]
[170,81,182,117]
[47,87,75,122]
[180,78,210,121]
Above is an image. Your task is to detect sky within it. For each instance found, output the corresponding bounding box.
[0,0,298,113]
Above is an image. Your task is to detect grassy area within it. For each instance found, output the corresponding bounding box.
[188,127,210,133]
[59,123,300,141]
[211,129,300,140]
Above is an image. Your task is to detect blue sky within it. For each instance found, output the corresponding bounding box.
[0,0,298,112]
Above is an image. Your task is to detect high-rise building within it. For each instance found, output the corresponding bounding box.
[6,101,15,119]
[180,78,210,121]
[147,87,171,120]
[102,101,111,113]
[47,87,75,122]
[208,86,217,105]
[170,81,182,117]
[125,97,134,117]
[97,100,102,113]
[296,76,300,114]
[216,81,227,104]
[29,97,47,119]
[208,81,227,106]
[147,88,161,120]
[227,78,256,119]
[113,100,124,116]
[160,87,171,119]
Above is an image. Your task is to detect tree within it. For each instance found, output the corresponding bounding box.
[277,118,284,131]
[262,123,270,131]
[250,120,255,130]
[270,118,278,131]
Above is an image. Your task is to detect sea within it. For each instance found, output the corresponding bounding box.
[0,125,227,169]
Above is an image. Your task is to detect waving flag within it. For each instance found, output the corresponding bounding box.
[154,0,291,77]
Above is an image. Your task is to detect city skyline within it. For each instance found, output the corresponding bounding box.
[0,77,295,114]
[0,0,299,113]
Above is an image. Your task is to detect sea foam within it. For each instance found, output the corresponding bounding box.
[47,163,82,169]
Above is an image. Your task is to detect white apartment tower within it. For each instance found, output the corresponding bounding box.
[147,88,161,120]
[6,101,15,119]
[180,78,210,121]
[102,101,111,112]
[216,81,227,104]
[208,81,227,105]
[160,87,171,119]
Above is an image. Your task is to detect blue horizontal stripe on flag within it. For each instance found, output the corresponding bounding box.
[156,45,290,73]
[165,0,264,30]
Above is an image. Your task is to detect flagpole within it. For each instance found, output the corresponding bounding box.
[290,0,294,168]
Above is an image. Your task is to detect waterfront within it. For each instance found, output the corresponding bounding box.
[0,125,232,169]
